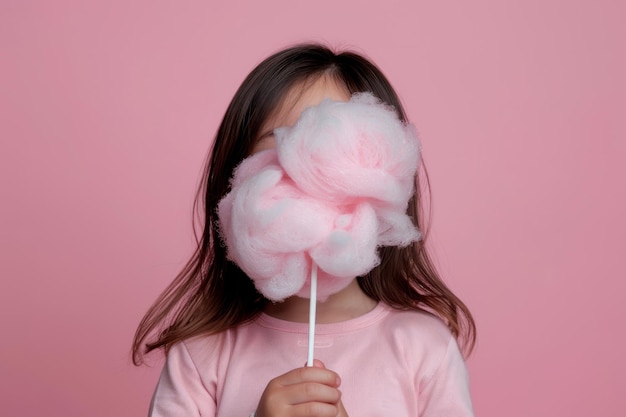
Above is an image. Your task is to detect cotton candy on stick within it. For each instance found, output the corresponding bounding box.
[217,157,402,298]
[217,92,421,366]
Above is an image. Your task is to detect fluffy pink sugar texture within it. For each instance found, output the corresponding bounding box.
[218,151,338,301]
[217,94,421,302]
[375,207,421,246]
[309,203,380,277]
[219,151,379,301]
[274,92,420,209]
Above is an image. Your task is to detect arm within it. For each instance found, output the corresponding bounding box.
[148,342,216,417]
[149,347,346,417]
[417,337,474,417]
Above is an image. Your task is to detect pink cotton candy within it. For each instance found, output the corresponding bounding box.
[275,93,419,210]
[217,93,421,302]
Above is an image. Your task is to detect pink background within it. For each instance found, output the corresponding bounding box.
[2,1,624,415]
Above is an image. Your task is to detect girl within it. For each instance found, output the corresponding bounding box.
[133,43,476,417]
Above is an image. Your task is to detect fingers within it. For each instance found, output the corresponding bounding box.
[303,359,326,369]
[256,363,343,417]
[312,359,326,369]
[278,380,341,405]
[279,365,340,388]
[290,402,340,417]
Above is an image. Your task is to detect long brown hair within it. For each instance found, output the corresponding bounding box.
[132,43,476,365]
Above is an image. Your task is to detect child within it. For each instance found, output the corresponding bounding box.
[133,43,476,417]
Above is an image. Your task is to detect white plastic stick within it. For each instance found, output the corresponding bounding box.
[306,263,318,367]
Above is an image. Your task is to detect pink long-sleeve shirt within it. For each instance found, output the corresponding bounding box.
[149,303,474,416]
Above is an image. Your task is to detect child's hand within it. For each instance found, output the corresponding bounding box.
[255,359,347,417]
[311,361,349,417]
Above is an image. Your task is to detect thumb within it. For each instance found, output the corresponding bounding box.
[313,359,326,369]
[303,359,327,369]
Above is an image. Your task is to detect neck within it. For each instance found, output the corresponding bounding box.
[264,279,377,323]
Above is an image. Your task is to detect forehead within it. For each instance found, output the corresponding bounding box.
[260,76,351,136]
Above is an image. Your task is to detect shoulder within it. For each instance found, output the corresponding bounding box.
[171,324,246,368]
[379,304,453,344]
[169,319,265,370]
[161,325,246,399]
[370,307,474,415]
[152,328,252,416]
[377,305,460,371]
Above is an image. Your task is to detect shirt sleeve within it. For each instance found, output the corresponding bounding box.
[148,341,217,417]
[417,336,474,417]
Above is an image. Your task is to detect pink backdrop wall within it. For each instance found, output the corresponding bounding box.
[2,1,624,415]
